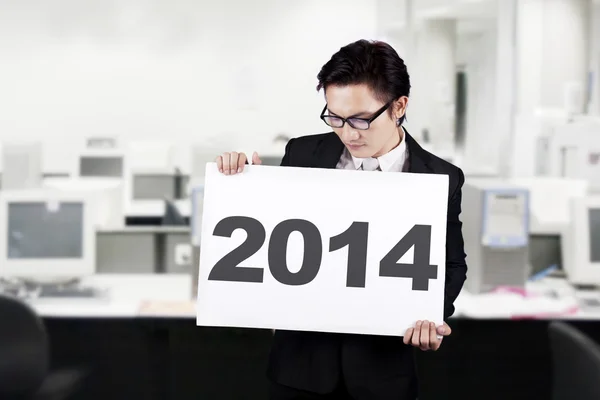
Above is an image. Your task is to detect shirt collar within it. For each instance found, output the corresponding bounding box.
[349,127,408,172]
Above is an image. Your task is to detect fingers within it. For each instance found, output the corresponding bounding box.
[419,321,430,351]
[229,152,240,174]
[403,328,414,345]
[429,321,441,351]
[216,152,248,175]
[405,320,443,351]
[430,322,450,351]
[411,321,421,348]
[238,152,248,170]
[437,322,451,337]
[215,151,262,175]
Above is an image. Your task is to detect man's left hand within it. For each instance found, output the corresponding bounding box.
[403,320,451,351]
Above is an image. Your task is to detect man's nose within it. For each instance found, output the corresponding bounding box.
[341,123,359,142]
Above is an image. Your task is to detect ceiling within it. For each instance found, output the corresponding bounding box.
[414,0,497,20]
[378,0,497,33]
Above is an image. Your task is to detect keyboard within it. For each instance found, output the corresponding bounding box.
[38,286,99,298]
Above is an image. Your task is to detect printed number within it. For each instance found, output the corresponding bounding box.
[209,217,323,285]
[268,219,323,285]
[379,224,438,291]
[329,222,369,288]
[208,217,265,283]
[209,217,437,291]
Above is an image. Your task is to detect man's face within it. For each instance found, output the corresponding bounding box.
[324,84,404,158]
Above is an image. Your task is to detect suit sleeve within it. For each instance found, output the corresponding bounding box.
[279,138,295,167]
[444,168,467,320]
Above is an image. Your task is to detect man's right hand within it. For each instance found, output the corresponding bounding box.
[215,151,262,175]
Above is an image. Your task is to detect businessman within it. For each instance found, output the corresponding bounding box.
[215,39,467,400]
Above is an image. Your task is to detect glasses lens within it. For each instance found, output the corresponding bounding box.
[323,116,344,128]
[348,118,369,130]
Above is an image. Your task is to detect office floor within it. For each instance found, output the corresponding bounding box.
[43,317,600,400]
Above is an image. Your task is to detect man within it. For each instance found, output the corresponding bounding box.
[215,39,467,400]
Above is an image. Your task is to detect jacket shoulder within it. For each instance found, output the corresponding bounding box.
[282,132,334,167]
[288,132,332,148]
[420,148,465,196]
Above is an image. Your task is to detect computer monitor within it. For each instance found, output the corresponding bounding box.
[79,155,123,178]
[544,120,600,192]
[0,189,96,279]
[42,172,70,179]
[563,195,600,286]
[132,172,176,200]
[162,199,187,226]
[176,172,190,199]
[125,165,194,222]
[190,183,204,246]
[1,142,43,190]
[462,179,530,293]
[42,141,76,179]
[86,137,118,149]
[43,178,125,229]
[260,155,283,166]
[509,177,588,235]
[529,234,562,275]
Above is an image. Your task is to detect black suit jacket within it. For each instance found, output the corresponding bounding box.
[267,131,467,394]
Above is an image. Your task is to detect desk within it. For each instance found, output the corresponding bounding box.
[31,274,272,400]
[454,276,600,320]
[28,274,193,318]
[36,275,600,400]
[417,277,600,400]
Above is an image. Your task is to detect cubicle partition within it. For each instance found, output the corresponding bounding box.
[96,227,192,275]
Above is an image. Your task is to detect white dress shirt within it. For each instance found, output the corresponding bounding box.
[335,127,409,172]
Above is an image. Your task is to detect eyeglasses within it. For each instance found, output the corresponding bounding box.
[320,101,392,130]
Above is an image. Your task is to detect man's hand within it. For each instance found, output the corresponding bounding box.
[215,151,262,175]
[403,320,451,351]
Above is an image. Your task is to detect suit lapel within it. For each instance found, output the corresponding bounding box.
[313,130,432,173]
[313,132,345,169]
[404,132,432,174]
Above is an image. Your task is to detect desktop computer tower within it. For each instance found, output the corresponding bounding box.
[462,179,530,293]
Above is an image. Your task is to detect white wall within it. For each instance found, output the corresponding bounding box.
[540,0,590,112]
[0,0,378,159]
[412,19,457,151]
[457,27,498,171]
[516,0,544,115]
[494,0,517,178]
[590,1,600,114]
[376,0,407,32]
[517,0,591,115]
[510,0,594,177]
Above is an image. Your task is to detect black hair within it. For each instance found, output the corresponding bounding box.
[316,39,411,124]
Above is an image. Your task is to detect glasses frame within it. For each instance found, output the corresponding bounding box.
[320,101,392,130]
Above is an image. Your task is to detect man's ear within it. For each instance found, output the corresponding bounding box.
[394,96,408,119]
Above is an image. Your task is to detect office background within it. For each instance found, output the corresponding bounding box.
[1,0,600,399]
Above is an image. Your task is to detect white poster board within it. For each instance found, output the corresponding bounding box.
[196,163,449,336]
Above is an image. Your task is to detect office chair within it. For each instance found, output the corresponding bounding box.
[162,198,187,226]
[548,321,600,400]
[0,294,86,400]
